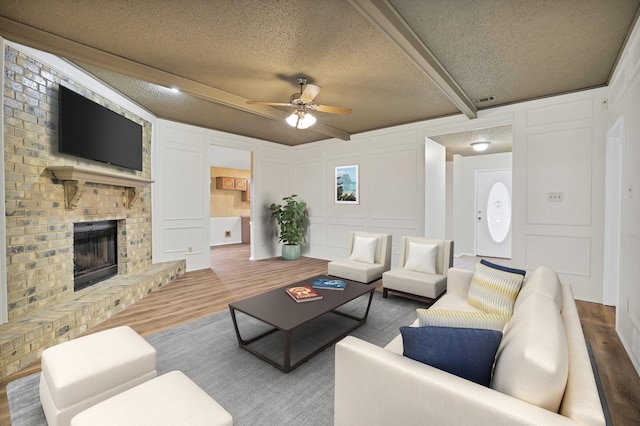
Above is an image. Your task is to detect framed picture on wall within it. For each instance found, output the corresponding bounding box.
[335,164,359,204]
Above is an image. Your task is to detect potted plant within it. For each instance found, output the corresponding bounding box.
[269,194,308,260]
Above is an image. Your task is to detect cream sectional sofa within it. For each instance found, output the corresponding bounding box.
[335,265,606,426]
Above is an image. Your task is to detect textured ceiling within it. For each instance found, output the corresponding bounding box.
[430,125,513,161]
[0,0,638,156]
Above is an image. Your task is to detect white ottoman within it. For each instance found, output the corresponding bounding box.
[39,326,157,426]
[70,371,233,426]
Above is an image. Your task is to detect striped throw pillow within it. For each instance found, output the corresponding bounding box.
[416,309,507,332]
[467,261,524,318]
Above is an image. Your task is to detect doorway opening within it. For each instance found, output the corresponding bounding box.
[429,124,513,259]
[208,144,253,268]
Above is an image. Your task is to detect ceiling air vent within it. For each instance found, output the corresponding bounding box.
[476,96,495,103]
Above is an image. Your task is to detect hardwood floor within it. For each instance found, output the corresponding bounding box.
[1,244,639,425]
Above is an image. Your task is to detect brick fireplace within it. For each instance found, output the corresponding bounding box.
[0,44,187,380]
[3,45,155,320]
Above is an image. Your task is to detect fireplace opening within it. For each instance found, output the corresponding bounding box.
[74,220,118,291]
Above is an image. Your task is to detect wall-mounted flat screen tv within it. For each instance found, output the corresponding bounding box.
[58,85,143,171]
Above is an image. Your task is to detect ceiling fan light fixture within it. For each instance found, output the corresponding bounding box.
[299,112,316,129]
[286,112,299,127]
[286,111,316,129]
[471,141,490,152]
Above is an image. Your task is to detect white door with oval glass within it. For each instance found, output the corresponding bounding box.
[476,169,512,258]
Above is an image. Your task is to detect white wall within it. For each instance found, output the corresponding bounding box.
[445,161,454,241]
[425,138,446,239]
[607,17,640,375]
[152,120,289,269]
[210,217,242,246]
[285,88,607,308]
[153,122,209,270]
[209,145,251,169]
[452,153,512,256]
[511,91,607,304]
[291,129,426,269]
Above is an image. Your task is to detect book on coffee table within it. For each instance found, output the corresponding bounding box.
[312,278,347,291]
[285,285,324,303]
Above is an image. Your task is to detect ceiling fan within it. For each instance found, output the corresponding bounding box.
[247,77,352,129]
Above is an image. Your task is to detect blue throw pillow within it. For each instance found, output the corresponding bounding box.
[480,259,526,277]
[400,326,503,387]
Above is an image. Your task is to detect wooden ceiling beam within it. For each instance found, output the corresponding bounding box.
[349,0,477,119]
[0,17,351,141]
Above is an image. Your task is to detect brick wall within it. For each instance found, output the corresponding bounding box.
[3,45,153,320]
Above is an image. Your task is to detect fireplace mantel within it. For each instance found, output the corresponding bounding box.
[48,166,153,210]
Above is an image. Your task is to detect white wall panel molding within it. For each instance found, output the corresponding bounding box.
[608,63,626,111]
[365,220,419,231]
[153,120,209,270]
[425,138,446,239]
[424,113,514,139]
[524,234,591,277]
[525,127,593,226]
[292,144,328,162]
[162,146,205,221]
[209,134,255,153]
[628,35,640,78]
[526,98,593,128]
[625,73,640,242]
[370,129,419,145]
[165,226,205,254]
[369,149,421,220]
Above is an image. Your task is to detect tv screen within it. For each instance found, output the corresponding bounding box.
[58,85,143,171]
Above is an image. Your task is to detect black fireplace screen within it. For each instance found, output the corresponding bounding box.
[74,221,118,291]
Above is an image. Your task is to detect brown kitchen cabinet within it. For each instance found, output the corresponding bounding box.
[234,178,247,191]
[215,176,235,190]
[216,176,248,192]
[241,180,251,202]
[241,216,250,244]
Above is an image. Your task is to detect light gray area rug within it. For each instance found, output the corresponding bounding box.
[8,292,426,426]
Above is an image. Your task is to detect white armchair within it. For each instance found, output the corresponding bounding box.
[327,231,392,283]
[382,237,453,301]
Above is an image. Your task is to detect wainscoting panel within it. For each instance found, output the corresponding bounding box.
[524,234,591,276]
[163,146,205,220]
[526,98,593,128]
[525,127,593,226]
[154,122,209,271]
[370,148,420,220]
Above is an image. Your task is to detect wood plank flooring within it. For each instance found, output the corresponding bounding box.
[1,244,639,425]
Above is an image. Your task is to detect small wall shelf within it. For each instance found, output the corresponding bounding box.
[48,166,153,210]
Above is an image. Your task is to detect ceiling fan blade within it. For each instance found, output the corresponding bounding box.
[311,104,352,115]
[246,101,292,107]
[299,84,321,103]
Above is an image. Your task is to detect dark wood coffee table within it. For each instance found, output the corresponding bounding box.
[229,275,375,372]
